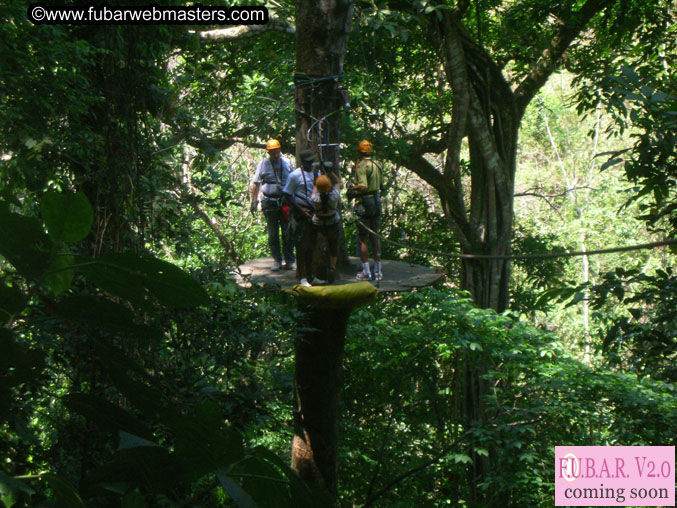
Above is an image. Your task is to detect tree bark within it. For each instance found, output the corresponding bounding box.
[295,0,353,272]
[291,306,352,500]
[290,0,354,499]
[294,0,352,165]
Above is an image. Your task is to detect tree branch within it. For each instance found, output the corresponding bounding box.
[163,126,267,154]
[362,437,460,507]
[514,186,597,198]
[174,189,243,266]
[514,0,611,113]
[197,18,295,41]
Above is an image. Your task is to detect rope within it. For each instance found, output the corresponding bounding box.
[344,207,677,261]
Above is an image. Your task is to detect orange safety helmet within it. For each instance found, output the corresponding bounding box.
[266,139,281,150]
[357,140,373,154]
[315,174,332,193]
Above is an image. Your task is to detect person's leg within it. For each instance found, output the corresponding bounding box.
[309,225,319,271]
[281,211,295,266]
[326,224,339,268]
[325,223,339,284]
[357,220,370,262]
[300,219,316,282]
[359,237,369,263]
[264,210,282,266]
[356,225,371,279]
[290,213,307,282]
[369,216,382,279]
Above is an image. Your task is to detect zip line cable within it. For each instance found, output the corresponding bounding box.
[345,208,676,261]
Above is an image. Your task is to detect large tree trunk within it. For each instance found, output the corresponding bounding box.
[295,0,353,272]
[291,305,352,499]
[433,13,520,506]
[459,117,517,314]
[291,0,353,499]
[294,0,352,165]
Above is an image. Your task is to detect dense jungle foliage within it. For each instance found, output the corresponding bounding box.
[1,0,675,507]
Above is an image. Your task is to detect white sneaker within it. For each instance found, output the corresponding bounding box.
[284,261,296,271]
[309,277,326,285]
[374,271,383,281]
[356,271,372,281]
[271,261,282,271]
[299,278,311,287]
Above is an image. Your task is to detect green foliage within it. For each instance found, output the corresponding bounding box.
[598,65,677,233]
[341,288,677,507]
[1,1,676,506]
[595,267,677,382]
[510,227,572,316]
[40,191,93,243]
[0,191,328,507]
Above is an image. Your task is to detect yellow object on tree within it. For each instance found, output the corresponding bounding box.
[288,281,377,308]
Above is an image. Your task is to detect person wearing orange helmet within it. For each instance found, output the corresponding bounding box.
[310,174,341,284]
[251,139,295,271]
[351,140,383,281]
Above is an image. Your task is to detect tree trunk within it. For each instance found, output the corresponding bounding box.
[291,0,354,498]
[294,0,352,165]
[295,0,353,272]
[291,305,352,500]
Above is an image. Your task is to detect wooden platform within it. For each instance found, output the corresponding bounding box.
[236,257,443,293]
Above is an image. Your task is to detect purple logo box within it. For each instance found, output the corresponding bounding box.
[555,446,675,506]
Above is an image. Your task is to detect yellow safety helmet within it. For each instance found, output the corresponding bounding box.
[357,140,373,154]
[315,174,332,193]
[266,139,281,150]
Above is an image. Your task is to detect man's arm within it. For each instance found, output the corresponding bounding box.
[249,182,260,213]
[250,182,261,203]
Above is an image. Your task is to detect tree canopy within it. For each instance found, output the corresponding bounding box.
[0,0,675,506]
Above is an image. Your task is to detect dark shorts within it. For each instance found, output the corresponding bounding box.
[356,215,380,238]
[355,194,381,238]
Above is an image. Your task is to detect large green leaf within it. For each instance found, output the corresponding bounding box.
[44,251,74,296]
[0,204,52,280]
[82,253,209,308]
[44,473,86,508]
[121,489,147,508]
[172,402,245,481]
[98,352,170,419]
[0,470,35,498]
[216,472,259,508]
[118,431,161,450]
[40,190,93,243]
[252,447,333,508]
[228,456,290,508]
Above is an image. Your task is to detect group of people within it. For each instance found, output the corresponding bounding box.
[250,139,382,287]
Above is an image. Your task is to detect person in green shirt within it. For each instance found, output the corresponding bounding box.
[351,140,383,281]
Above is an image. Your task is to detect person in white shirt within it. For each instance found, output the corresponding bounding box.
[283,149,321,287]
[250,139,295,271]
